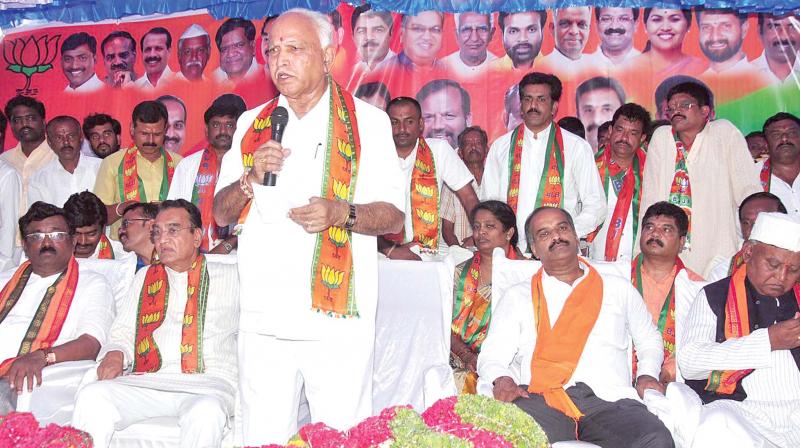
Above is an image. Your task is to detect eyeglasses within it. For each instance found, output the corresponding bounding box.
[120,218,150,229]
[150,225,195,241]
[24,231,70,243]
[664,101,697,116]
[458,25,490,37]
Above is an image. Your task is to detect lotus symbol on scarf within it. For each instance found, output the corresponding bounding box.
[336,105,347,123]
[141,312,161,325]
[328,227,349,258]
[418,234,436,249]
[147,280,163,297]
[337,139,353,172]
[180,344,193,354]
[416,208,436,225]
[253,116,270,132]
[509,187,519,197]
[415,159,431,174]
[137,339,151,356]
[332,178,349,200]
[415,183,435,199]
[183,314,194,327]
[242,153,254,168]
[3,34,61,93]
[321,265,344,291]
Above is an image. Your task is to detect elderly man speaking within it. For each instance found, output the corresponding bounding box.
[213,8,405,445]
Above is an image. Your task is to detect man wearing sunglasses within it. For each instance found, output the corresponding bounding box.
[640,81,761,274]
[73,199,238,447]
[0,201,113,422]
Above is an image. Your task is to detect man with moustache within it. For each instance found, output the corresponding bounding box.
[212,9,405,443]
[175,24,210,82]
[117,203,157,271]
[61,32,103,93]
[589,7,642,65]
[213,18,262,83]
[351,5,395,73]
[94,101,182,241]
[417,79,471,150]
[589,103,649,262]
[83,114,121,159]
[746,131,769,162]
[681,212,800,447]
[575,77,626,151]
[156,95,187,155]
[641,81,760,273]
[0,202,113,421]
[597,121,612,149]
[478,206,672,447]
[443,12,496,79]
[697,8,755,77]
[387,11,445,71]
[383,97,477,257]
[135,27,173,89]
[168,95,246,253]
[758,112,800,216]
[482,72,606,251]
[63,192,124,259]
[502,84,523,131]
[1,96,55,215]
[754,13,800,84]
[707,191,787,281]
[441,126,490,246]
[100,31,137,88]
[540,7,594,73]
[490,11,546,72]
[28,116,101,208]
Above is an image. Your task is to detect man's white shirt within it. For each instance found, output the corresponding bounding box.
[477,261,663,403]
[64,74,104,93]
[0,265,114,362]
[397,138,473,243]
[133,66,174,89]
[481,123,606,251]
[586,47,641,67]
[757,160,800,217]
[752,52,800,84]
[589,185,635,262]
[701,54,758,77]
[0,161,20,271]
[167,150,223,249]
[216,87,405,340]
[354,49,395,73]
[212,60,262,83]
[28,155,101,207]
[442,51,497,79]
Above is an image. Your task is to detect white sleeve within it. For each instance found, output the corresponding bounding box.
[352,101,405,212]
[678,288,772,380]
[477,283,528,384]
[622,280,664,380]
[215,107,265,196]
[73,273,115,349]
[27,171,48,208]
[167,157,195,201]
[100,268,147,365]
[435,140,474,192]
[0,166,20,269]
[570,138,607,238]
[480,137,506,201]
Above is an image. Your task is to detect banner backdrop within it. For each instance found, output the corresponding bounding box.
[1,5,799,155]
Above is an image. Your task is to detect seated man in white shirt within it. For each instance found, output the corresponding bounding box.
[63,191,125,259]
[680,212,800,448]
[72,199,239,447]
[380,97,478,260]
[0,160,21,271]
[28,115,101,208]
[478,206,673,447]
[0,202,113,419]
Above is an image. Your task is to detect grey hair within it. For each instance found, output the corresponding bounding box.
[454,12,495,33]
[282,8,334,48]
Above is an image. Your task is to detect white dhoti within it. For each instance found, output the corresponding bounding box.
[13,360,97,425]
[238,329,373,445]
[693,399,798,448]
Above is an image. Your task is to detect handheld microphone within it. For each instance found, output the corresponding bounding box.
[264,106,289,186]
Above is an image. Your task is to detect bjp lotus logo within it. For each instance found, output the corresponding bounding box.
[140,312,161,325]
[180,344,193,355]
[336,105,347,123]
[414,183,435,199]
[416,208,436,225]
[137,339,151,356]
[183,314,194,327]
[418,234,436,249]
[337,139,353,172]
[252,116,270,142]
[414,160,431,174]
[321,265,344,301]
[147,280,163,297]
[332,178,349,200]
[513,162,521,172]
[328,226,349,258]
[242,153,254,168]
[509,187,519,197]
[3,34,61,94]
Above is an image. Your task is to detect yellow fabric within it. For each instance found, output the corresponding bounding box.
[0,141,55,215]
[94,148,182,240]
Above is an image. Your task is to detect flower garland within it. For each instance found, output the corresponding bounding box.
[255,395,549,448]
[0,412,92,447]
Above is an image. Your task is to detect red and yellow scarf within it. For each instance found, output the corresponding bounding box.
[587,144,646,260]
[191,148,220,252]
[506,123,565,214]
[407,138,439,251]
[133,254,209,373]
[0,258,80,376]
[727,247,746,277]
[451,247,517,352]
[117,146,176,202]
[528,260,603,421]
[668,130,693,247]
[760,159,771,192]
[96,234,114,259]
[238,79,361,318]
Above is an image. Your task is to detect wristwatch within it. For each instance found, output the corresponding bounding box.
[44,349,56,366]
[344,203,357,231]
[222,240,234,253]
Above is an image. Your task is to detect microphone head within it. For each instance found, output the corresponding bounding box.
[271,106,289,128]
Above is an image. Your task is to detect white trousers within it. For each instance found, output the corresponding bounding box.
[72,380,227,448]
[238,330,374,445]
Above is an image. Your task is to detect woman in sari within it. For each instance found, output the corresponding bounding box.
[450,200,520,393]
[630,8,707,80]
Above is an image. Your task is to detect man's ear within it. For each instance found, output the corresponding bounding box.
[323,45,336,73]
[742,240,755,263]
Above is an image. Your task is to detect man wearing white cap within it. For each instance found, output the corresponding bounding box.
[176,24,211,82]
[680,212,800,447]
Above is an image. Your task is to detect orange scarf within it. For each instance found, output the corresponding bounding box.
[96,234,114,259]
[118,146,176,202]
[506,123,565,214]
[727,247,746,276]
[191,147,221,252]
[760,159,771,192]
[408,138,439,251]
[133,254,208,373]
[528,260,603,421]
[238,79,361,317]
[0,258,80,376]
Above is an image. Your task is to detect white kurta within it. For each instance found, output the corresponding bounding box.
[397,138,473,244]
[64,74,104,93]
[586,46,641,67]
[167,150,224,250]
[133,66,174,89]
[679,287,800,447]
[756,160,800,217]
[212,60,262,83]
[0,161,21,271]
[441,51,497,80]
[588,185,635,262]
[481,123,606,249]
[751,52,800,85]
[640,120,761,273]
[27,155,101,207]
[477,261,664,403]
